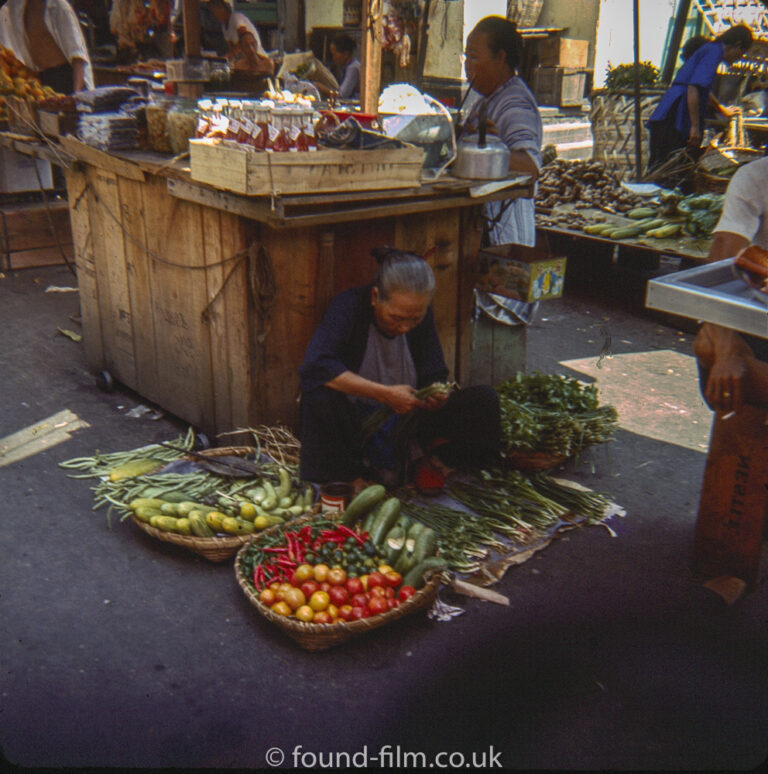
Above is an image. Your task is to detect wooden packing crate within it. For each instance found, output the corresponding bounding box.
[38,108,78,139]
[533,67,588,107]
[5,95,39,136]
[189,139,424,196]
[539,37,589,69]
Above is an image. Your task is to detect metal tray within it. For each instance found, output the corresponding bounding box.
[645,258,768,338]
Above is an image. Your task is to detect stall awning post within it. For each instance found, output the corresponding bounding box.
[361,0,383,114]
[633,0,643,179]
[661,0,693,84]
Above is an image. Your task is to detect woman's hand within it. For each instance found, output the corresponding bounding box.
[704,351,748,414]
[384,384,422,414]
[719,104,742,119]
[421,391,449,411]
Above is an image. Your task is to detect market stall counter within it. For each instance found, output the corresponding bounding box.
[6,131,534,437]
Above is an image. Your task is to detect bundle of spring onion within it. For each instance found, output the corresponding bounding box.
[397,469,618,574]
[361,381,457,439]
[496,372,618,457]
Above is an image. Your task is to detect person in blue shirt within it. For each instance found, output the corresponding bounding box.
[647,25,752,180]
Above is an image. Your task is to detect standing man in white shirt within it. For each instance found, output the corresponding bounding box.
[207,0,273,76]
[1,0,93,93]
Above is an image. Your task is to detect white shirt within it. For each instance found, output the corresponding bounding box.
[715,157,768,249]
[223,11,266,56]
[0,0,93,90]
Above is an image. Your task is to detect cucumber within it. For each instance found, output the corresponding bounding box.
[220,516,256,535]
[369,497,402,547]
[276,467,292,499]
[402,556,448,589]
[188,510,215,537]
[160,502,181,515]
[176,501,216,517]
[626,206,656,219]
[383,525,406,564]
[260,481,277,510]
[205,510,227,532]
[129,498,167,512]
[176,518,192,536]
[254,513,285,530]
[337,484,387,527]
[411,527,437,564]
[134,505,162,524]
[149,515,182,532]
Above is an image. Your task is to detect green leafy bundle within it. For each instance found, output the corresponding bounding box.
[604,61,660,91]
[496,371,618,457]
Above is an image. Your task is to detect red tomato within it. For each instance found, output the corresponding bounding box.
[350,593,368,609]
[290,571,302,587]
[327,567,347,586]
[387,598,398,610]
[337,604,353,621]
[384,586,395,599]
[312,610,333,624]
[329,585,349,606]
[369,585,387,598]
[398,585,416,602]
[368,596,388,616]
[367,572,386,589]
[384,570,402,588]
[320,582,333,593]
[300,580,319,599]
[346,577,363,596]
[349,606,366,620]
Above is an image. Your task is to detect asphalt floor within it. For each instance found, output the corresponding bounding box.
[1,254,767,771]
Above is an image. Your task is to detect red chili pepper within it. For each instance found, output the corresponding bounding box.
[299,525,312,543]
[277,556,297,569]
[336,524,365,544]
[264,546,288,554]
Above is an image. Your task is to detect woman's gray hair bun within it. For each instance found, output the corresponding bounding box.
[371,246,435,301]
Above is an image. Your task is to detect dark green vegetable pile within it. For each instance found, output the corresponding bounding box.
[495,371,619,458]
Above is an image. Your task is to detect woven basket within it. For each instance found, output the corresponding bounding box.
[694,146,763,194]
[504,449,568,473]
[131,445,262,562]
[234,519,442,651]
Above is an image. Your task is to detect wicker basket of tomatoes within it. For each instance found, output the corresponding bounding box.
[234,514,443,651]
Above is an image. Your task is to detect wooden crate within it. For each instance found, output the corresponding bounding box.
[189,140,424,196]
[539,37,589,69]
[5,95,39,136]
[38,109,78,139]
[533,67,588,107]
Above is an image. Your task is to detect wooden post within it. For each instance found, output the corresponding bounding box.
[182,0,201,58]
[632,0,643,180]
[361,0,383,114]
[692,406,768,590]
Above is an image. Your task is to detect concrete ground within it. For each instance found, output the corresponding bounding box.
[1,256,766,771]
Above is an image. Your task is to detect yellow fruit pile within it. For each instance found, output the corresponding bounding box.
[0,46,60,121]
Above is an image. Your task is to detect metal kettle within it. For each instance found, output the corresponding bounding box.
[452,101,510,180]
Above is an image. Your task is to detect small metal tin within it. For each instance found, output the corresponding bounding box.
[320,482,353,513]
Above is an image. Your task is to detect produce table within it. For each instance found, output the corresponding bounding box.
[537,205,712,265]
[4,132,534,436]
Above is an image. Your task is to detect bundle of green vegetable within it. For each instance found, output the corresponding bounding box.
[495,372,618,458]
[361,381,457,439]
[604,61,660,91]
[59,429,307,526]
[395,468,618,574]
